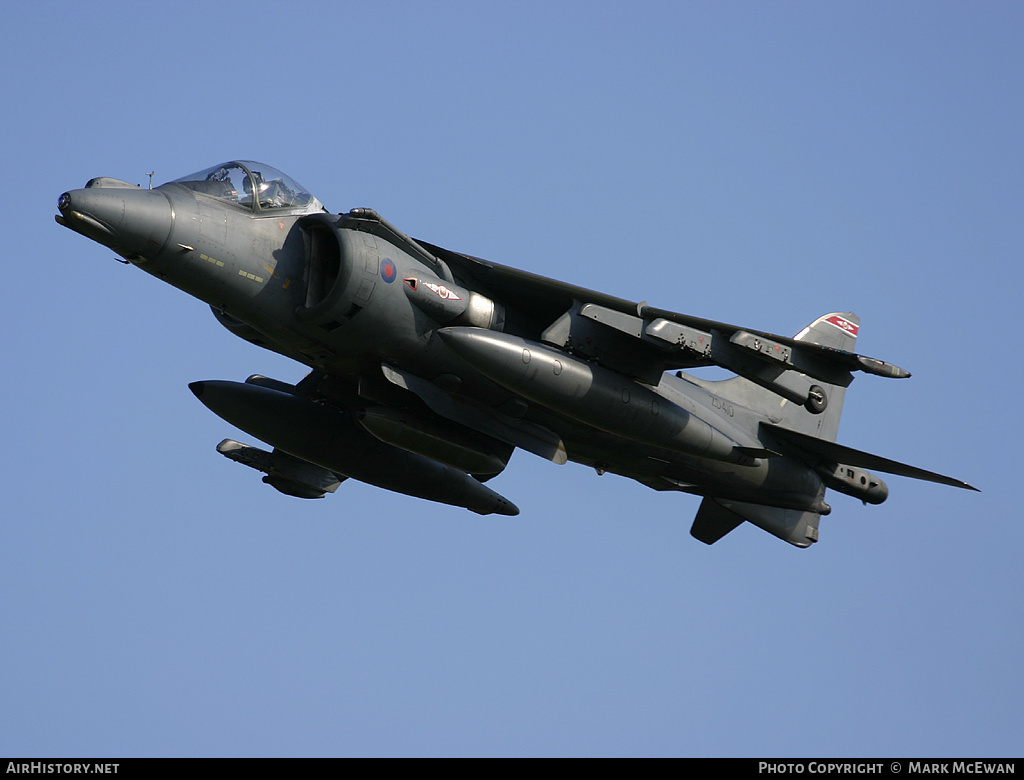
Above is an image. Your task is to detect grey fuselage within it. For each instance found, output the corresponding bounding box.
[63,161,973,546]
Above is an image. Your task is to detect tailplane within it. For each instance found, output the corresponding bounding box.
[688,312,976,547]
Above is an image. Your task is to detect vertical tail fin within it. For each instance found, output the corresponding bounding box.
[781,312,860,442]
[698,311,860,442]
[687,312,861,548]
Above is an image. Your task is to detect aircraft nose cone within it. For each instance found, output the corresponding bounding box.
[56,182,173,261]
[57,188,122,245]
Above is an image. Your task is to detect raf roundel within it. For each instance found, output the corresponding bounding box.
[381,258,397,283]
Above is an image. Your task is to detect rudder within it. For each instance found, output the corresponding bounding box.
[778,312,860,442]
[691,311,861,443]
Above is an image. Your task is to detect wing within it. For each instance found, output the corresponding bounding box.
[420,239,639,333]
[423,240,911,394]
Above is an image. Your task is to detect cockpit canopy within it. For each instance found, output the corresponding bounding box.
[168,161,324,214]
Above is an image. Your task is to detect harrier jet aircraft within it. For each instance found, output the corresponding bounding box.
[56,161,976,547]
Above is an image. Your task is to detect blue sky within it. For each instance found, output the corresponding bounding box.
[2,1,1022,757]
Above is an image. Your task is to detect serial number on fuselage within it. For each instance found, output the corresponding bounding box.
[709,395,735,417]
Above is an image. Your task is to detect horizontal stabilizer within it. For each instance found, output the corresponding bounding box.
[763,423,979,491]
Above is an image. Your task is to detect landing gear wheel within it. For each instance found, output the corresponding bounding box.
[805,385,828,414]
